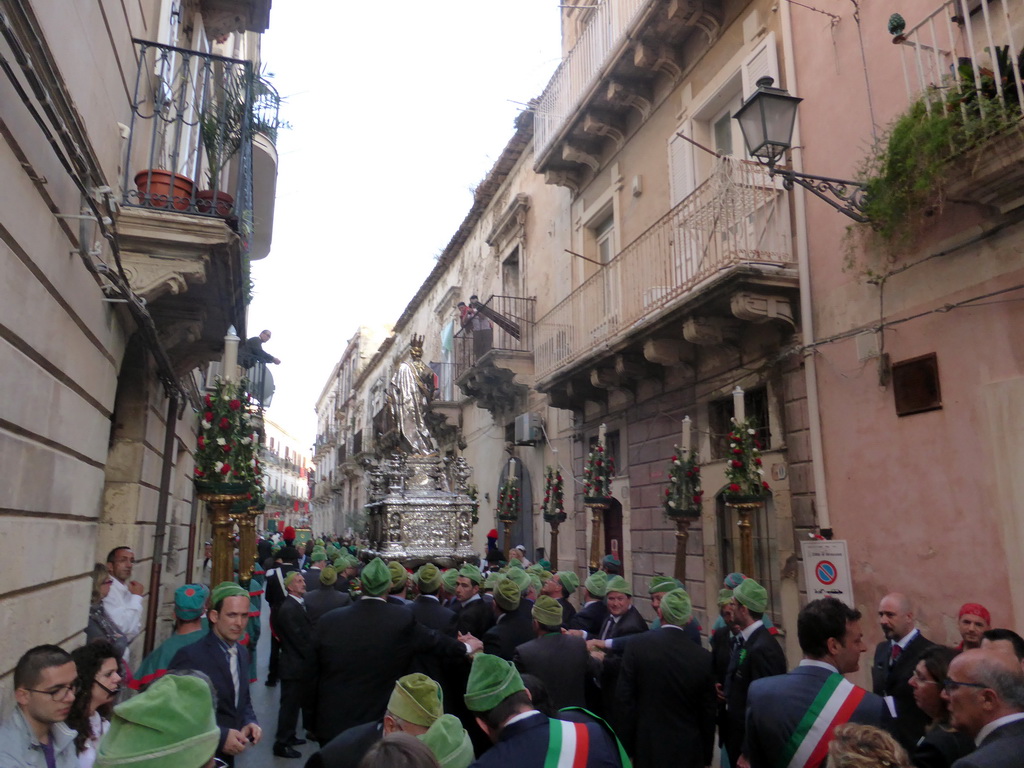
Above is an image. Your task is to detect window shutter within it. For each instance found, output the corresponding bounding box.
[741,31,780,97]
[668,121,695,207]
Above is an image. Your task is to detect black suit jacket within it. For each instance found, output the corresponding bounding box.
[303,567,324,593]
[170,631,257,753]
[558,596,577,626]
[872,631,936,749]
[305,720,381,768]
[410,595,457,636]
[305,585,352,627]
[265,563,299,610]
[313,598,469,743]
[276,596,314,681]
[951,718,1024,768]
[723,624,787,764]
[515,632,600,710]
[455,595,495,638]
[483,603,535,661]
[618,627,717,768]
[568,600,608,636]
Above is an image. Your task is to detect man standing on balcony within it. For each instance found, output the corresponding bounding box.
[240,329,281,368]
[466,295,493,359]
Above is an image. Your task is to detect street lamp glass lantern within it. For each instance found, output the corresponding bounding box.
[733,76,802,167]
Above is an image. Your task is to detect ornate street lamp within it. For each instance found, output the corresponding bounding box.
[735,77,870,223]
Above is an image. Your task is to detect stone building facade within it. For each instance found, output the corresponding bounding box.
[0,0,276,709]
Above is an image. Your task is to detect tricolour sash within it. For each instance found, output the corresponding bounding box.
[545,719,591,768]
[779,673,867,768]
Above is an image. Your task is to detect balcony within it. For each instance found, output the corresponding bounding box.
[199,0,272,38]
[535,157,798,400]
[534,0,722,189]
[895,0,1024,210]
[454,295,536,419]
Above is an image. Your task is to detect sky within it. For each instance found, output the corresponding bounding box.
[248,2,563,450]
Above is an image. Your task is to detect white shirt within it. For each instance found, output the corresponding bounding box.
[975,712,1024,746]
[740,619,765,643]
[102,578,143,640]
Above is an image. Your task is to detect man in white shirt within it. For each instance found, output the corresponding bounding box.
[103,546,144,662]
[944,648,1024,767]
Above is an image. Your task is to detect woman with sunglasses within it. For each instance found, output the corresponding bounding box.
[84,564,128,659]
[907,645,975,768]
[68,641,123,768]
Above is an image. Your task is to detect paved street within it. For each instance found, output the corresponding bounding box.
[237,609,314,768]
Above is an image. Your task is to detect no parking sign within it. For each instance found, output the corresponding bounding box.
[800,540,854,607]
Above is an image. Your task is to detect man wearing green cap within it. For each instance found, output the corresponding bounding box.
[710,587,738,753]
[171,582,261,765]
[94,672,221,768]
[455,564,496,640]
[307,673,445,768]
[514,596,599,710]
[387,561,412,605]
[647,576,702,645]
[723,577,786,768]
[482,578,534,661]
[411,564,457,636]
[567,571,609,635]
[540,571,579,626]
[131,583,210,690]
[305,566,352,627]
[418,713,474,768]
[618,589,717,768]
[463,654,627,767]
[302,549,328,592]
[313,558,483,744]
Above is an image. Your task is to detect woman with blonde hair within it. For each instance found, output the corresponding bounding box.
[828,723,910,768]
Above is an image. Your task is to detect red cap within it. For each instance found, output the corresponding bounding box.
[487,529,498,539]
[284,526,296,541]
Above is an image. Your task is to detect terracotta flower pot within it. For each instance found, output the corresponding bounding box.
[195,189,235,217]
[134,170,195,211]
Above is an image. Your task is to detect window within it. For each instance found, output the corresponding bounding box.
[595,215,615,265]
[502,247,521,296]
[708,387,771,459]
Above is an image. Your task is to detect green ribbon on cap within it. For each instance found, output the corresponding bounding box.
[464,654,525,712]
[532,595,563,626]
[659,588,693,626]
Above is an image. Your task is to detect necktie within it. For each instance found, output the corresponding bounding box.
[890,643,902,664]
[228,645,240,705]
[600,616,615,640]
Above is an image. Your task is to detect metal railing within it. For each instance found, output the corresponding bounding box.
[896,0,1024,121]
[121,40,255,250]
[453,295,536,382]
[534,0,650,162]
[535,157,792,379]
[252,76,282,143]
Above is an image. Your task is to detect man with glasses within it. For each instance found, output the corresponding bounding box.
[942,648,1024,767]
[0,644,79,768]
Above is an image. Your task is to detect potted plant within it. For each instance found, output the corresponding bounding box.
[196,71,251,217]
[134,167,195,211]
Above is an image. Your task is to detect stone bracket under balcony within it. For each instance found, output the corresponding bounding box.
[200,0,272,38]
[945,128,1024,214]
[426,403,464,450]
[456,349,534,420]
[116,206,244,376]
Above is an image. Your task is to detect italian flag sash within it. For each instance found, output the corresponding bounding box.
[545,719,591,768]
[779,673,867,768]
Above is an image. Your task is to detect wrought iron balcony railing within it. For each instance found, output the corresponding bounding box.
[453,295,536,382]
[253,76,282,144]
[534,157,793,380]
[121,40,255,252]
[533,0,650,163]
[896,0,1024,124]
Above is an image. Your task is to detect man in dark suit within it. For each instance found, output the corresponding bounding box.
[746,597,893,768]
[171,581,261,766]
[617,589,717,768]
[304,566,352,627]
[723,577,787,768]
[588,576,646,727]
[409,564,457,636]
[464,654,626,768]
[710,589,738,755]
[273,571,314,758]
[872,592,936,750]
[454,563,495,639]
[945,648,1024,768]
[264,546,301,687]
[312,557,482,745]
[302,550,327,592]
[482,578,535,660]
[540,571,578,626]
[567,571,608,635]
[515,595,599,710]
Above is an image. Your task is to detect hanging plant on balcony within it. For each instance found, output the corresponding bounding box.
[723,417,771,502]
[496,475,520,523]
[664,447,703,519]
[467,484,480,525]
[542,466,566,524]
[194,377,257,495]
[583,445,614,502]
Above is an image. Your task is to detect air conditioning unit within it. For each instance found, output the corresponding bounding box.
[514,412,542,445]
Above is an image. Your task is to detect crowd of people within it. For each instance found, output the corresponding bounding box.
[3,531,1024,768]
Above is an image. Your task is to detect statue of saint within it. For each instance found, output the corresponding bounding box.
[387,335,438,456]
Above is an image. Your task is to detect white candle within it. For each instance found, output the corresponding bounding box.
[222,326,239,382]
[681,416,692,455]
[598,423,607,448]
[510,458,517,482]
[732,386,745,423]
